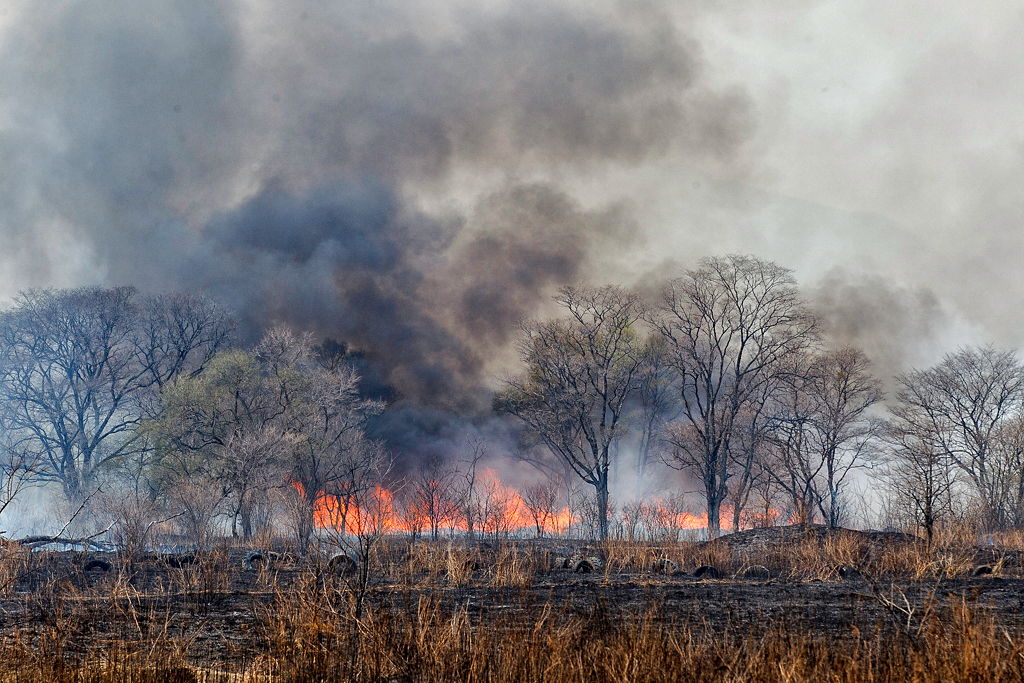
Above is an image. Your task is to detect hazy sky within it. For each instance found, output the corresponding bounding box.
[0,0,1021,396]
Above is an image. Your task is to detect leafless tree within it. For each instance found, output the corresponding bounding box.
[133,292,236,398]
[320,454,393,622]
[619,499,644,542]
[413,454,458,541]
[100,486,160,558]
[0,287,233,504]
[882,421,957,545]
[496,284,647,540]
[990,417,1024,527]
[296,437,389,553]
[892,346,1024,530]
[220,428,296,540]
[170,477,225,551]
[744,468,783,528]
[726,398,772,532]
[762,347,883,528]
[806,348,883,527]
[454,438,486,543]
[521,480,561,538]
[652,255,818,537]
[255,328,385,552]
[630,335,679,490]
[393,484,427,541]
[644,492,691,542]
[763,362,822,524]
[0,420,46,529]
[480,476,519,542]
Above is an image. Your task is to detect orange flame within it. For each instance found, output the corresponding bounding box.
[293,475,774,536]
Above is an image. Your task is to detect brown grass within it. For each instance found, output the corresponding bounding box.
[1,527,1023,681]
[3,589,1024,682]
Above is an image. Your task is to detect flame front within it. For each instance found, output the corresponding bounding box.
[293,475,765,536]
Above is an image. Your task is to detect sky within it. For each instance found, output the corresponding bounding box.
[0,0,1022,402]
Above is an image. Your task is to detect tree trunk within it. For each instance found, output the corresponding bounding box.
[924,498,934,547]
[706,467,723,539]
[825,454,840,528]
[706,490,722,539]
[240,498,254,541]
[296,501,314,556]
[829,487,840,529]
[597,485,609,541]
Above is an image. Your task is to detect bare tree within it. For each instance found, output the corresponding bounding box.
[321,454,393,623]
[170,477,225,551]
[652,255,817,538]
[521,480,561,538]
[480,476,519,542]
[0,421,46,529]
[990,417,1024,527]
[133,292,236,397]
[619,499,644,542]
[643,493,691,542]
[892,346,1024,530]
[413,454,458,541]
[394,484,427,541]
[454,438,486,543]
[310,438,390,541]
[256,328,385,552]
[0,287,233,504]
[727,397,773,532]
[882,421,957,545]
[630,335,679,493]
[745,467,783,528]
[496,284,647,540]
[763,362,823,524]
[220,428,295,540]
[806,348,883,527]
[762,347,883,528]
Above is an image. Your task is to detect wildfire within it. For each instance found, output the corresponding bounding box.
[292,473,750,536]
[308,483,396,535]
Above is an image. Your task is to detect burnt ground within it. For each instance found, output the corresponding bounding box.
[0,526,1022,669]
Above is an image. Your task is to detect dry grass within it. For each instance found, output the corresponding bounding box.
[2,526,1024,681]
[486,544,541,587]
[0,542,33,594]
[3,589,1024,682]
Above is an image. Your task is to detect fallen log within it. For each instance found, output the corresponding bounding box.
[16,535,109,550]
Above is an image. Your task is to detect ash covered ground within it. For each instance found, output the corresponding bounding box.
[0,525,1020,671]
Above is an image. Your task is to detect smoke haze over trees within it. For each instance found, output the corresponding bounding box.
[0,270,1022,547]
[1,0,1018,421]
[0,2,1022,540]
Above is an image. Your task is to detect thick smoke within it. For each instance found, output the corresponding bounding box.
[0,0,752,472]
[5,0,1023,518]
[191,179,639,410]
[808,270,979,391]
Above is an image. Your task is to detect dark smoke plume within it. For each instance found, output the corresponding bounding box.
[0,0,751,420]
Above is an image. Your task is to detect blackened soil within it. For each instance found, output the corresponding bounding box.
[0,534,1022,669]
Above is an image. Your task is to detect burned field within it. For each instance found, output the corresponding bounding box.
[1,526,1024,682]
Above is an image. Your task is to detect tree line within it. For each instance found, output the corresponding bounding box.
[496,254,1024,542]
[0,287,386,553]
[0,257,1021,549]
